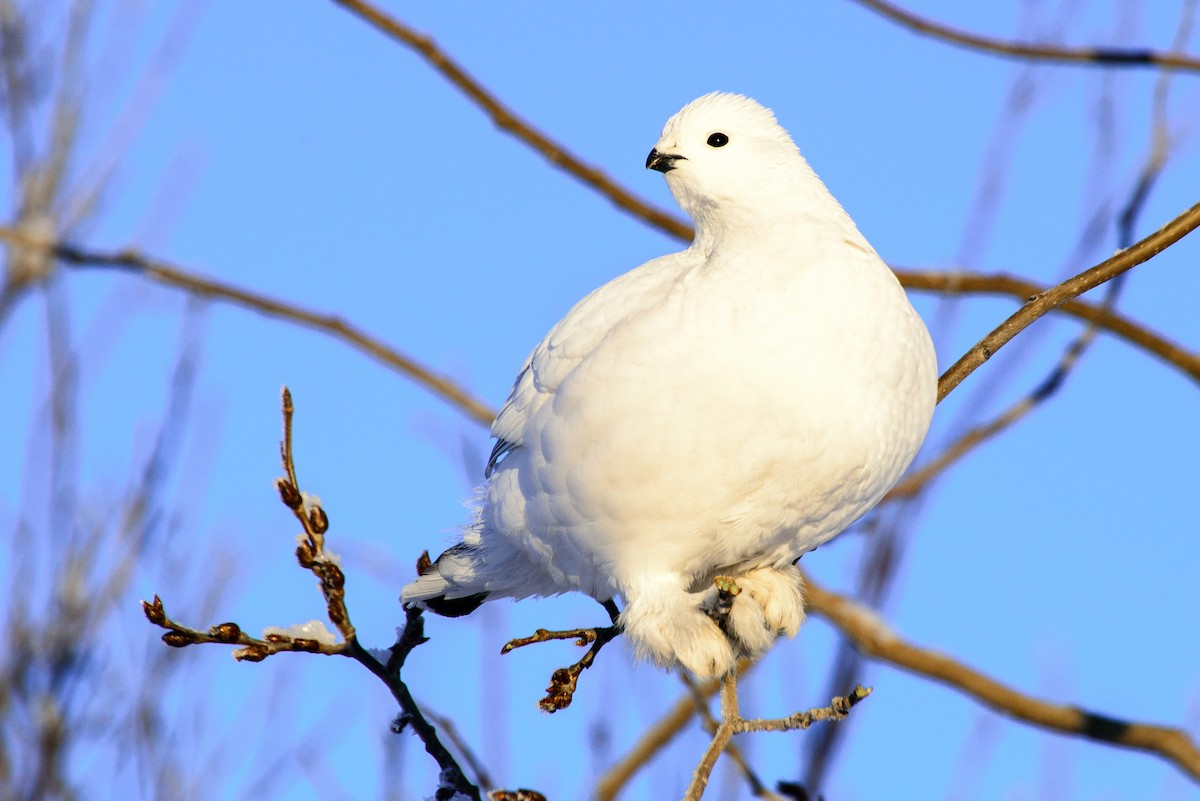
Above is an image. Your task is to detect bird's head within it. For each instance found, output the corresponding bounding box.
[647,92,810,230]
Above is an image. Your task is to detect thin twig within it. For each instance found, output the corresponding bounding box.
[734,687,872,734]
[682,675,786,801]
[850,0,1200,73]
[801,575,1200,782]
[141,390,483,801]
[344,617,483,801]
[500,622,621,712]
[1,227,497,426]
[683,674,740,801]
[592,663,752,801]
[682,674,868,801]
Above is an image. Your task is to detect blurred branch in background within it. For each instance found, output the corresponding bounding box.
[848,0,1200,72]
[0,3,260,799]
[801,579,1200,781]
[885,28,1190,503]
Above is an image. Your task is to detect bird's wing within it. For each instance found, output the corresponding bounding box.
[485,253,687,478]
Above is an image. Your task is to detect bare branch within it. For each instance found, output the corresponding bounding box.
[895,268,1200,385]
[500,619,621,712]
[734,687,872,735]
[849,0,1200,73]
[142,389,484,801]
[682,673,740,801]
[936,198,1200,403]
[328,0,692,241]
[802,575,1200,782]
[0,226,498,426]
[681,674,787,801]
[682,671,868,801]
[592,659,760,801]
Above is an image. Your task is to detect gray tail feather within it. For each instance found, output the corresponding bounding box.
[401,543,489,618]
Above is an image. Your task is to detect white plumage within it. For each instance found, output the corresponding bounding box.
[402,92,937,678]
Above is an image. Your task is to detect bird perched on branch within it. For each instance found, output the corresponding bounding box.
[402,92,937,679]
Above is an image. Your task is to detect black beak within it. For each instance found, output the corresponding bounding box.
[646,148,685,173]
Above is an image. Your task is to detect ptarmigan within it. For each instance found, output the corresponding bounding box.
[402,92,937,679]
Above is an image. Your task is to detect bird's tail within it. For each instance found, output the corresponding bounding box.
[401,543,489,617]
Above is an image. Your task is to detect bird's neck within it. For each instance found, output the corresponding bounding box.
[688,185,867,259]
[681,157,868,255]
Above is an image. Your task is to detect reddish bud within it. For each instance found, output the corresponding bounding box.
[162,631,197,648]
[322,564,345,590]
[308,505,328,534]
[295,542,315,568]
[141,597,167,626]
[209,622,242,643]
[236,644,270,662]
[276,478,302,509]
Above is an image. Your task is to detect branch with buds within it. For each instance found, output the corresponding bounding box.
[498,598,621,712]
[141,388,499,801]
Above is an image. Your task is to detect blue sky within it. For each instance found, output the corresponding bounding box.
[2,2,1199,800]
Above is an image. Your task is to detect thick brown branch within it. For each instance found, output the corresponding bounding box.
[328,0,692,241]
[802,575,1200,782]
[936,199,1200,402]
[850,0,1200,73]
[896,268,1200,385]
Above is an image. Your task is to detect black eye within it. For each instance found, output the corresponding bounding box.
[707,132,729,148]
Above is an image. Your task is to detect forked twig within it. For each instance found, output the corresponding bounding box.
[141,388,485,801]
[501,602,622,713]
[681,674,785,801]
[681,670,870,801]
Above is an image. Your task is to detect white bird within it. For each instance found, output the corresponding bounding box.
[402,92,937,679]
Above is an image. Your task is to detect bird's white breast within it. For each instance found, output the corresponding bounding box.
[485,230,936,600]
